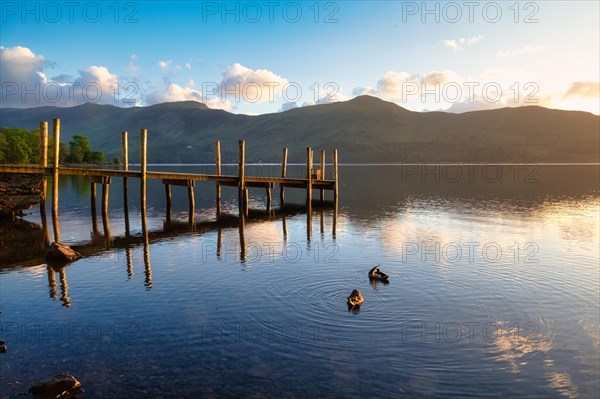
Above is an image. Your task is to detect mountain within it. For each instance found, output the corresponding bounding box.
[1,96,598,163]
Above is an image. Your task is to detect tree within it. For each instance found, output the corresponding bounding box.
[88,151,105,165]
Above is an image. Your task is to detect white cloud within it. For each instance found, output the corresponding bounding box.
[0,45,127,107]
[220,63,289,103]
[128,54,139,74]
[184,62,192,70]
[497,45,544,58]
[443,35,483,51]
[158,60,172,70]
[0,45,48,86]
[563,81,600,99]
[146,81,233,111]
[279,102,298,112]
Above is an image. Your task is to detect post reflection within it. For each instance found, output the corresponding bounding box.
[33,196,338,304]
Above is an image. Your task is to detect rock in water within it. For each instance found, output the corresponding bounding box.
[0,173,43,218]
[46,242,82,263]
[29,373,82,398]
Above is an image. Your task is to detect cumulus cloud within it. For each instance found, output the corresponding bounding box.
[220,63,289,103]
[146,81,233,111]
[279,102,298,112]
[1,45,129,107]
[563,81,599,99]
[354,71,462,102]
[497,45,544,58]
[158,60,172,70]
[443,35,483,51]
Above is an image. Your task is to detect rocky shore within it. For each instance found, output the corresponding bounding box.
[0,173,44,219]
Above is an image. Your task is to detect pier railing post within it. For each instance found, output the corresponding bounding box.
[140,128,148,233]
[238,140,246,215]
[122,131,130,235]
[280,147,288,206]
[51,118,61,243]
[333,149,338,207]
[320,150,325,203]
[39,121,49,245]
[215,140,221,215]
[306,147,313,207]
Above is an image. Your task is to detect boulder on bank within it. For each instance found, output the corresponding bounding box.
[46,242,81,263]
[0,173,43,219]
[29,373,82,399]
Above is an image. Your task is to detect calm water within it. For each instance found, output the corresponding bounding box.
[1,165,599,398]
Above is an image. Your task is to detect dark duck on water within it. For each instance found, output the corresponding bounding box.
[368,265,389,283]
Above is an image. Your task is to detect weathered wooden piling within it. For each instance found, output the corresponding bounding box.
[188,180,195,226]
[238,140,246,215]
[320,150,326,203]
[140,128,148,233]
[40,121,49,246]
[333,149,339,206]
[51,118,61,243]
[122,131,130,235]
[306,147,313,206]
[164,184,172,222]
[90,180,98,234]
[215,140,221,215]
[280,147,288,206]
[101,176,111,240]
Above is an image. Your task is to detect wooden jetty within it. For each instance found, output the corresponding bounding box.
[0,119,339,244]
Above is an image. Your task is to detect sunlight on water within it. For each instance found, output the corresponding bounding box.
[0,165,598,398]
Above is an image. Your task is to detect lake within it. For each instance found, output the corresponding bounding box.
[1,164,598,398]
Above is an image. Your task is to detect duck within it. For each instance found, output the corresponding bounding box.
[368,265,389,283]
[347,289,364,307]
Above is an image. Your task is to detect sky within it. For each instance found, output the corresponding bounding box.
[1,0,599,114]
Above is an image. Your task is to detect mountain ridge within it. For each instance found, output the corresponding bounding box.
[1,96,598,163]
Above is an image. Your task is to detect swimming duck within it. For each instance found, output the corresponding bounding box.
[368,265,389,282]
[347,289,364,307]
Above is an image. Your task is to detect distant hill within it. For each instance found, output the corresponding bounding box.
[1,96,598,163]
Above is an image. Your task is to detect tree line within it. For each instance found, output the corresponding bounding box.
[0,127,112,165]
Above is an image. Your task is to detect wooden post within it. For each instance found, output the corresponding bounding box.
[51,118,60,243]
[215,140,221,215]
[239,213,246,263]
[306,147,313,207]
[188,180,195,226]
[90,181,98,234]
[238,140,245,214]
[40,121,49,245]
[217,228,222,259]
[280,147,288,206]
[140,129,148,233]
[165,184,172,223]
[40,121,48,168]
[266,186,272,212]
[282,216,288,241]
[320,150,325,203]
[244,188,249,216]
[126,247,134,278]
[101,177,111,241]
[333,149,339,206]
[122,131,129,235]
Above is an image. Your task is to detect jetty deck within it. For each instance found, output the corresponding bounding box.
[0,119,339,245]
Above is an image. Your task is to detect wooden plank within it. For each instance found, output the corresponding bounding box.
[162,179,194,187]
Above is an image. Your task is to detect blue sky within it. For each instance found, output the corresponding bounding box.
[1,1,599,114]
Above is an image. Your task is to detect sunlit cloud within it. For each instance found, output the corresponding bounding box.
[497,44,544,57]
[443,35,483,51]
